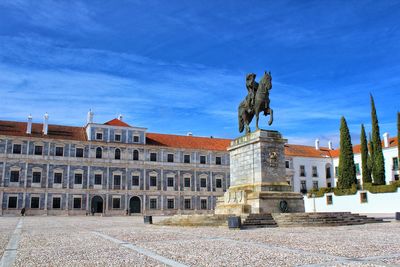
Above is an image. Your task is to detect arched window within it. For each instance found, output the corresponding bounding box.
[96,147,102,159]
[133,150,139,161]
[115,148,121,160]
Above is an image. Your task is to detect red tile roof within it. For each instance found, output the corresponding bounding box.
[284,144,332,158]
[104,118,131,127]
[0,120,87,141]
[146,132,231,151]
[330,136,398,158]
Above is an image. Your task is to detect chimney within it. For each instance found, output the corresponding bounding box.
[26,114,32,134]
[43,112,49,135]
[187,132,193,136]
[87,109,94,124]
[315,139,320,150]
[328,141,333,150]
[118,114,123,121]
[383,132,389,148]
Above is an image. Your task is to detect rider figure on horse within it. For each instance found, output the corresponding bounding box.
[245,73,258,114]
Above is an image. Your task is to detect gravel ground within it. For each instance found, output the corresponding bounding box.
[0,216,398,266]
[0,217,20,258]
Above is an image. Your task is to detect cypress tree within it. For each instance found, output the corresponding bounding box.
[370,94,385,185]
[360,124,371,183]
[367,132,374,181]
[338,116,357,189]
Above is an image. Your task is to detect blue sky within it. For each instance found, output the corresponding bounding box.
[0,0,399,147]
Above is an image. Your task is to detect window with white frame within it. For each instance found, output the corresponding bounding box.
[96,147,102,159]
[132,175,139,186]
[167,176,174,187]
[184,154,190,163]
[54,172,62,184]
[10,169,20,183]
[133,135,139,143]
[115,148,121,160]
[8,196,18,209]
[216,178,222,188]
[167,153,174,162]
[76,147,84,158]
[167,198,174,209]
[112,197,121,209]
[52,197,61,209]
[55,146,64,156]
[114,133,121,142]
[74,173,83,184]
[12,144,22,154]
[184,177,191,187]
[200,155,206,164]
[150,152,157,161]
[312,166,318,177]
[96,132,103,140]
[113,175,121,188]
[150,198,157,209]
[73,197,82,209]
[200,177,207,188]
[300,165,306,176]
[133,150,139,160]
[393,157,399,171]
[34,145,43,155]
[30,196,40,209]
[32,171,41,183]
[355,163,360,175]
[184,198,191,209]
[201,199,207,210]
[215,156,222,165]
[94,174,102,185]
[313,181,319,190]
[150,175,157,187]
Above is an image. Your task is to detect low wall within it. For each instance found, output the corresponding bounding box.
[304,188,400,214]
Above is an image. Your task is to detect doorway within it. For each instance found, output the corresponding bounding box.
[129,196,141,214]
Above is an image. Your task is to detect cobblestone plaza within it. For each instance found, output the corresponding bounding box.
[1,216,399,266]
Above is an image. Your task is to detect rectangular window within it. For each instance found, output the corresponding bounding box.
[200,155,206,164]
[55,146,64,156]
[313,181,319,190]
[112,198,121,209]
[184,177,191,187]
[285,160,290,168]
[326,167,332,179]
[355,163,360,175]
[74,173,83,184]
[300,180,307,190]
[167,177,174,187]
[94,174,102,185]
[34,145,43,155]
[360,192,368,203]
[216,178,222,188]
[200,178,207,188]
[335,166,339,177]
[32,171,41,183]
[133,135,139,143]
[150,176,157,187]
[150,152,157,162]
[393,157,399,171]
[54,172,62,184]
[132,175,139,186]
[167,153,174,162]
[300,165,306,177]
[150,198,157,209]
[114,175,121,187]
[394,174,399,181]
[96,133,103,140]
[76,148,84,158]
[52,197,61,209]
[10,170,19,183]
[31,197,40,209]
[114,134,121,142]
[312,166,318,177]
[184,199,191,209]
[201,199,207,210]
[327,182,332,188]
[326,195,333,205]
[73,197,81,209]
[8,196,17,209]
[12,144,22,154]
[167,199,174,209]
[216,156,222,165]
[184,154,190,163]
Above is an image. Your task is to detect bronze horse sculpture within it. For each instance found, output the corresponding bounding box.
[238,71,273,134]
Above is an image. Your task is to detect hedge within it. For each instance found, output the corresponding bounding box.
[309,181,400,197]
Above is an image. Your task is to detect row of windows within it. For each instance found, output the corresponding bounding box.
[8,170,224,188]
[10,144,224,165]
[95,132,140,143]
[6,196,208,210]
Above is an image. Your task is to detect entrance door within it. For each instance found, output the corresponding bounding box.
[91,195,103,213]
[129,196,141,214]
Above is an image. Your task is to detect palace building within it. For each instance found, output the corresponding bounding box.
[0,111,398,216]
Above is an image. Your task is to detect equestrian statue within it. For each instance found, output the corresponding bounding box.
[238,71,273,134]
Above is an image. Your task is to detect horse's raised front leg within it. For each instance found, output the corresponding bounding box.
[268,108,273,126]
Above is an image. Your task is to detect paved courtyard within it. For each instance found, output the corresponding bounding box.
[0,216,399,267]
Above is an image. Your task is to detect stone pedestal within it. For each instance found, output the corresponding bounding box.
[215,130,304,215]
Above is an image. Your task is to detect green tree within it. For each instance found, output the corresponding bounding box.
[360,124,371,183]
[367,132,374,181]
[370,94,385,185]
[338,116,357,189]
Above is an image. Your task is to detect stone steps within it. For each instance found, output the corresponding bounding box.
[241,213,278,229]
[272,212,385,227]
